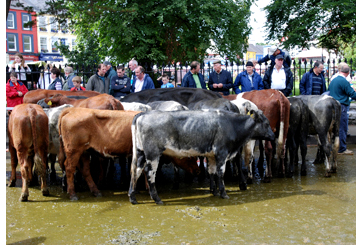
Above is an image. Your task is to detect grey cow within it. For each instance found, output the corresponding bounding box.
[128,110,275,205]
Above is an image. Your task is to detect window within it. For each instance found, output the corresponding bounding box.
[50,17,58,32]
[40,37,48,52]
[22,14,31,30]
[38,16,47,32]
[7,34,17,51]
[72,39,76,48]
[7,12,15,29]
[60,38,68,46]
[51,37,59,52]
[23,35,33,52]
[60,20,68,33]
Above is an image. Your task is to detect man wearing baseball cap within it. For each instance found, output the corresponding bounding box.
[208,60,233,95]
[262,54,294,97]
[254,45,291,68]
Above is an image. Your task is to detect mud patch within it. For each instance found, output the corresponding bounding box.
[107,229,160,244]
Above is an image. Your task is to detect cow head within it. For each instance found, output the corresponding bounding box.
[250,109,275,141]
[37,98,50,108]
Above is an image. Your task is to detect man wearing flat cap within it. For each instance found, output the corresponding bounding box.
[254,45,291,68]
[208,60,233,95]
[233,61,263,94]
[263,54,293,97]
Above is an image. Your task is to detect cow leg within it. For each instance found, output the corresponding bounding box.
[216,156,228,199]
[19,153,32,202]
[119,155,129,188]
[264,140,273,183]
[80,153,101,197]
[8,143,18,187]
[233,156,247,191]
[198,156,206,182]
[243,141,254,184]
[257,140,265,180]
[173,166,180,190]
[64,152,82,201]
[299,136,308,176]
[144,159,163,205]
[48,153,57,184]
[129,150,146,204]
[207,157,218,196]
[330,136,339,173]
[37,151,49,196]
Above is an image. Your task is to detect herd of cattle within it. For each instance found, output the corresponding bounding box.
[7,88,341,204]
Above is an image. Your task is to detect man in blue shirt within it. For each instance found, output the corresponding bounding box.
[254,45,291,68]
[233,61,264,94]
[329,63,356,155]
[181,61,206,89]
[208,60,233,95]
[300,61,327,95]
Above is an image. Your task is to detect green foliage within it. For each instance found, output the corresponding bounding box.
[36,0,253,64]
[264,0,356,53]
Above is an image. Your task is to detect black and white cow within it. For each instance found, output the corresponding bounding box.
[120,87,221,109]
[296,95,341,176]
[192,98,240,113]
[45,104,74,182]
[121,102,152,112]
[286,97,309,177]
[147,101,189,111]
[128,110,275,204]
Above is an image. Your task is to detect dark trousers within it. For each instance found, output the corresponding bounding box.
[339,104,348,153]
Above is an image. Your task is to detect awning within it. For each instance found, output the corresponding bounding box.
[39,53,63,61]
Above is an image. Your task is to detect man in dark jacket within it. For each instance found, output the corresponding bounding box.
[130,66,155,93]
[181,61,206,89]
[263,54,293,97]
[233,61,264,94]
[300,61,327,95]
[208,60,233,95]
[254,45,291,68]
[111,66,131,98]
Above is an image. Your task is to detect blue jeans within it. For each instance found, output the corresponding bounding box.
[339,104,349,153]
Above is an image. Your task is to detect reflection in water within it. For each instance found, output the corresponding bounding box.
[6,145,356,244]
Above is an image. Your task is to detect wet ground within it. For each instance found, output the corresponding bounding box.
[5,145,356,244]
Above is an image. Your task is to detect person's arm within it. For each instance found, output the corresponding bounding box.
[86,77,94,91]
[148,77,155,89]
[110,76,125,91]
[233,74,241,94]
[181,74,188,87]
[208,73,215,90]
[222,71,233,90]
[121,79,131,93]
[258,54,270,64]
[299,73,307,95]
[263,70,271,89]
[284,70,294,95]
[256,73,264,90]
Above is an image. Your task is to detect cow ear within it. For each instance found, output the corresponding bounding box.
[47,100,52,106]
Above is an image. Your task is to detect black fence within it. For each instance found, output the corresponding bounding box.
[6,58,355,95]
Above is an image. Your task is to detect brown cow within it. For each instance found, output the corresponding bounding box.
[224,89,290,182]
[58,108,141,200]
[44,93,124,110]
[8,104,49,201]
[23,89,101,104]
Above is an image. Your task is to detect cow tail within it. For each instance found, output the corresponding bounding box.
[57,108,71,170]
[130,112,145,175]
[277,93,287,158]
[29,106,45,176]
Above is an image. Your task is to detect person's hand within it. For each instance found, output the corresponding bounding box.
[252,60,258,66]
[18,91,23,97]
[213,84,218,88]
[218,83,223,88]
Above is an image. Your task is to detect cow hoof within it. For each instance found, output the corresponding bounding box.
[221,194,230,199]
[330,168,337,173]
[155,200,164,205]
[94,192,102,198]
[129,197,138,205]
[263,177,271,183]
[324,172,331,178]
[70,194,79,201]
[42,188,50,196]
[239,183,247,191]
[19,193,28,202]
[8,179,16,187]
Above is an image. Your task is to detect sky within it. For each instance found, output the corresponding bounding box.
[248,0,272,45]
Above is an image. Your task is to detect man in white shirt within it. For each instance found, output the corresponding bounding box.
[263,54,294,97]
[130,66,155,93]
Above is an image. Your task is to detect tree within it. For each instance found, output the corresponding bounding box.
[33,0,253,64]
[264,0,356,53]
